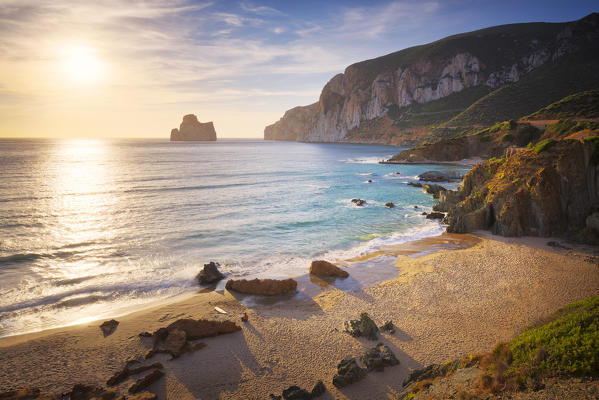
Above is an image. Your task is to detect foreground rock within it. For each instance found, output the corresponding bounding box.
[436,139,599,241]
[225,278,297,295]
[418,170,463,182]
[344,313,379,340]
[129,369,164,394]
[309,260,349,278]
[170,114,217,141]
[107,362,163,386]
[100,320,119,337]
[332,358,366,388]
[269,381,326,400]
[425,212,445,220]
[146,318,239,359]
[0,385,158,400]
[361,343,400,372]
[196,261,225,285]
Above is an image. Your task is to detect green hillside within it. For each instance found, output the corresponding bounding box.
[524,89,599,120]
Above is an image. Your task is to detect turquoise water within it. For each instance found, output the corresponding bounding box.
[0,139,469,337]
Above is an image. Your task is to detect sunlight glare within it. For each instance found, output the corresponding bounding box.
[61,45,105,85]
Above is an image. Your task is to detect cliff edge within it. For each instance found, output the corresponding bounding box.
[170,114,217,141]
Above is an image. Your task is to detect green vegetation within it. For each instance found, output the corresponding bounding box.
[386,86,492,129]
[546,119,599,136]
[525,89,599,120]
[517,125,542,146]
[533,138,557,153]
[479,295,599,393]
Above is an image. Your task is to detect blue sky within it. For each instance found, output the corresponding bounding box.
[0,0,597,138]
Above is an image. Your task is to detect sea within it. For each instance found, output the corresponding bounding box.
[0,138,470,338]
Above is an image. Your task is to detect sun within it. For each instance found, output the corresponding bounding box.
[61,45,105,85]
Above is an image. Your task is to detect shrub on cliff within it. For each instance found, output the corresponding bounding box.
[479,295,599,392]
[533,138,556,153]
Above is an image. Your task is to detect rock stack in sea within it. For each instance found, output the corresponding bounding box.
[170,114,217,141]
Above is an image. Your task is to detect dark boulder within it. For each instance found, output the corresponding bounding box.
[351,198,366,206]
[379,321,395,333]
[332,358,366,388]
[196,261,224,285]
[100,320,119,337]
[426,212,445,220]
[361,343,400,372]
[385,202,395,208]
[282,386,311,400]
[311,381,326,397]
[407,182,423,188]
[344,313,379,340]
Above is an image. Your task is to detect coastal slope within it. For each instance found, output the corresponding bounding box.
[264,13,599,145]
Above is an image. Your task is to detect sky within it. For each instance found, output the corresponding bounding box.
[0,0,597,139]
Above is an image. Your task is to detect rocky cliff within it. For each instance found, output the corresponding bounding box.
[434,138,599,242]
[170,114,217,141]
[265,13,599,144]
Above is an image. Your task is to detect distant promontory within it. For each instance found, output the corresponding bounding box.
[170,114,217,141]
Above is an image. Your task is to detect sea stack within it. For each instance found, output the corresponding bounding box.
[170,114,217,141]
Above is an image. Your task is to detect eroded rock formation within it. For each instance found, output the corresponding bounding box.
[225,278,297,296]
[170,114,216,141]
[436,139,599,241]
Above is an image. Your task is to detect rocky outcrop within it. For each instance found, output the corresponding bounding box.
[100,319,119,337]
[332,358,366,388]
[437,139,599,240]
[344,313,379,340]
[360,343,399,372]
[225,278,297,295]
[128,369,164,394]
[196,261,224,285]
[170,114,216,141]
[265,14,598,144]
[309,260,349,278]
[107,362,163,387]
[418,170,463,182]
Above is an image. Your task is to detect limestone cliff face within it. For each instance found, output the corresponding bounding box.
[171,114,217,141]
[265,14,597,143]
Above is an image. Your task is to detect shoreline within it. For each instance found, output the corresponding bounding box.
[1,232,598,399]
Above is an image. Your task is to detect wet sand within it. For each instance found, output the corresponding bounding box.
[0,233,598,399]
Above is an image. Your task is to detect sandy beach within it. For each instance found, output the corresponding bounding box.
[1,233,598,399]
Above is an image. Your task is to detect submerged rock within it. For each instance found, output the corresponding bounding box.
[332,358,366,388]
[196,261,225,285]
[407,182,423,188]
[351,198,366,206]
[361,343,400,372]
[344,313,379,340]
[225,278,297,295]
[310,260,349,278]
[100,319,119,337]
[385,202,395,208]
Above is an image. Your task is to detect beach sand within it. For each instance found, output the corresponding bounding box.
[0,233,598,399]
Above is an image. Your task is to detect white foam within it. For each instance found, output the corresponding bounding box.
[342,155,392,164]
